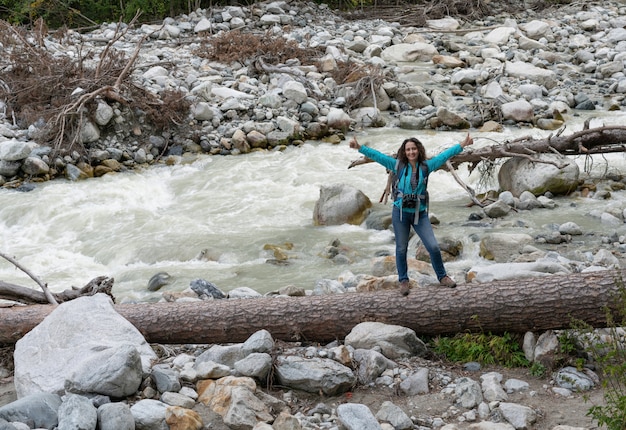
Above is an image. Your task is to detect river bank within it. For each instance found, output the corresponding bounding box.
[2,0,626,185]
[0,294,614,429]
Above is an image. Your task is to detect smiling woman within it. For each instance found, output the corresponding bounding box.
[349,133,473,294]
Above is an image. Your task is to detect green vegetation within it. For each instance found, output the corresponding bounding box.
[529,362,546,378]
[581,283,626,430]
[0,0,570,29]
[429,281,626,430]
[0,0,197,27]
[430,332,530,368]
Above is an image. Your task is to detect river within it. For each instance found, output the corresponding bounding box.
[2,113,626,302]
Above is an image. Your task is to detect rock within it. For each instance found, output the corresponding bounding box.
[498,154,579,197]
[274,356,356,395]
[97,402,135,430]
[0,393,62,429]
[13,294,156,398]
[312,183,372,226]
[344,322,428,359]
[477,232,534,262]
[0,140,32,161]
[57,394,97,430]
[197,376,275,428]
[337,403,381,430]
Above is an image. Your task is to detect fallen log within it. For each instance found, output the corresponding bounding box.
[1,269,624,345]
[348,124,626,205]
[447,125,626,170]
[0,276,114,305]
[349,125,626,171]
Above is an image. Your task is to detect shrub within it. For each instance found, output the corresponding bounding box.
[194,29,323,69]
[581,282,626,429]
[430,332,530,368]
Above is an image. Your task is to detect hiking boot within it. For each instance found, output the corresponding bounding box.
[399,280,410,296]
[439,276,456,288]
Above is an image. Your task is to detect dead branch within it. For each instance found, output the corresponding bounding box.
[253,56,325,99]
[0,276,114,305]
[447,125,626,169]
[95,11,142,80]
[348,124,626,204]
[444,160,483,207]
[114,33,148,89]
[0,252,57,305]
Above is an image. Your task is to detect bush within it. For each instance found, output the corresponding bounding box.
[430,332,530,368]
[581,282,626,429]
[194,29,323,69]
[0,0,191,27]
[0,19,190,156]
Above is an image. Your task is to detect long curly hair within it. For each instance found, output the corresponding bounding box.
[396,137,427,165]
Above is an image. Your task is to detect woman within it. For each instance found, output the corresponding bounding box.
[349,134,473,296]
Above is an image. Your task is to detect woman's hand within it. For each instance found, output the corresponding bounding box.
[461,133,474,148]
[349,137,361,150]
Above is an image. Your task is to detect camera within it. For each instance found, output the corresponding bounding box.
[402,194,419,208]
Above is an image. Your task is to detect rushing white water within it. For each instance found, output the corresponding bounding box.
[2,113,626,302]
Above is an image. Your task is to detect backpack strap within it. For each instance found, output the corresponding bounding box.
[391,159,406,201]
[420,162,429,208]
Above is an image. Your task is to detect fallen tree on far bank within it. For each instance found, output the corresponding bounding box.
[0,269,624,345]
[349,124,626,206]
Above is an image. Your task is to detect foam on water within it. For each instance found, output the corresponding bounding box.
[2,112,626,301]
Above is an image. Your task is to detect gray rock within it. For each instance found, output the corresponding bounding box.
[64,344,143,397]
[13,294,156,398]
[554,366,597,391]
[399,367,429,395]
[483,200,512,218]
[353,349,395,384]
[498,402,537,429]
[455,377,483,409]
[57,394,97,430]
[0,393,62,429]
[196,344,244,368]
[498,154,579,197]
[189,278,226,299]
[97,402,135,430]
[20,157,48,176]
[274,356,356,395]
[160,392,195,408]
[151,365,181,393]
[0,140,32,161]
[375,401,412,429]
[480,372,508,402]
[233,353,273,380]
[130,399,168,430]
[337,403,381,430]
[344,322,428,359]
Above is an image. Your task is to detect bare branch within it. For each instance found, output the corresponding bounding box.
[445,160,483,207]
[0,252,58,305]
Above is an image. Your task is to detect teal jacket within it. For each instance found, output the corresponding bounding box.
[359,143,463,213]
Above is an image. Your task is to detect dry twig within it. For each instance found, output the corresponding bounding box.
[0,252,58,305]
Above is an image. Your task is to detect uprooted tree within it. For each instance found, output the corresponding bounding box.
[0,16,190,162]
[349,123,626,206]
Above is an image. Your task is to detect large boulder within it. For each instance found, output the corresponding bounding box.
[497,154,579,197]
[273,356,356,396]
[478,232,534,262]
[344,322,428,359]
[313,183,372,226]
[380,42,438,62]
[14,294,156,398]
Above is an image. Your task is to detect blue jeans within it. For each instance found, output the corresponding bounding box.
[392,207,447,282]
